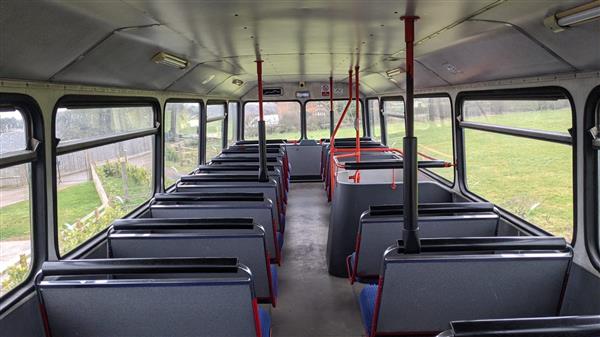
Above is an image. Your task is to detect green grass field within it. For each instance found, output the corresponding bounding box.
[1,109,574,243]
[1,182,101,241]
[385,108,573,240]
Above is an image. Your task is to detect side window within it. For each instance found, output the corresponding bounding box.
[227,102,239,146]
[55,101,157,256]
[383,99,405,149]
[244,101,301,140]
[206,102,225,161]
[367,99,381,142]
[0,106,37,297]
[461,92,573,241]
[414,96,454,183]
[164,101,200,187]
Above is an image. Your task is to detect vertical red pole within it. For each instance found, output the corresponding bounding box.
[400,15,421,253]
[354,65,361,183]
[329,76,334,136]
[256,60,264,121]
[256,60,269,182]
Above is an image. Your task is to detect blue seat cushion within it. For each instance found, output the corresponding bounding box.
[259,307,271,337]
[270,264,278,298]
[359,285,378,337]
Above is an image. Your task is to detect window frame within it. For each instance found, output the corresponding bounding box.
[455,86,577,242]
[365,97,382,141]
[242,99,303,140]
[381,95,405,146]
[163,98,203,189]
[584,85,600,271]
[304,98,366,140]
[204,100,227,163]
[0,93,46,310]
[51,95,161,259]
[226,101,240,146]
[414,93,456,187]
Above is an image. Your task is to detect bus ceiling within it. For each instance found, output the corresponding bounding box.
[0,0,599,97]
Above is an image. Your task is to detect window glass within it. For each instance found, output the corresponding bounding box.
[164,102,199,187]
[333,101,362,138]
[56,106,154,143]
[384,100,405,149]
[0,109,27,154]
[305,101,331,140]
[227,102,238,146]
[0,163,32,297]
[463,99,571,133]
[207,103,226,120]
[368,99,381,141]
[244,101,301,140]
[465,129,572,240]
[414,97,454,182]
[206,120,224,161]
[304,100,363,140]
[56,136,154,255]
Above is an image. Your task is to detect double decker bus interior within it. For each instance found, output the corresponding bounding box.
[1,1,600,336]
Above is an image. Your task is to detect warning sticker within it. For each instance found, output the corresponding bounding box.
[321,84,330,97]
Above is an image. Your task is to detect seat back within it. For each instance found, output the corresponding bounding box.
[36,258,262,337]
[354,213,499,280]
[107,220,275,303]
[148,201,280,263]
[373,238,572,335]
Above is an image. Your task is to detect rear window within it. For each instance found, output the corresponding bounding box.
[244,101,301,140]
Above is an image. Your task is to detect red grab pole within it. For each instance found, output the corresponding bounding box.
[256,60,264,121]
[354,65,361,182]
[256,59,269,182]
[329,76,334,136]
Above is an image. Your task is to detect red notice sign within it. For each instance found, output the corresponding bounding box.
[321,84,330,97]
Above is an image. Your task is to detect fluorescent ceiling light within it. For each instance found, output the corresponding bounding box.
[544,0,600,32]
[152,52,188,69]
[385,67,404,78]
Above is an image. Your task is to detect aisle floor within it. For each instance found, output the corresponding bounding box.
[271,183,365,337]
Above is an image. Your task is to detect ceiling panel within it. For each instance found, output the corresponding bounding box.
[476,0,600,71]
[417,25,574,85]
[53,26,198,90]
[0,0,115,80]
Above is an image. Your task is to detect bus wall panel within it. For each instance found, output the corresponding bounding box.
[0,294,44,337]
[560,263,600,315]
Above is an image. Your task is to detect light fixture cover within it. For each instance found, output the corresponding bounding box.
[544,0,600,32]
[152,51,188,69]
[232,78,244,86]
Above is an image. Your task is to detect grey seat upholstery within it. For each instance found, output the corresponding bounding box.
[350,211,499,282]
[107,219,278,305]
[147,198,282,263]
[35,258,270,337]
[359,237,573,336]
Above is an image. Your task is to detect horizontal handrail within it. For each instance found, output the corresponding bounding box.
[369,202,495,216]
[154,192,264,202]
[395,237,569,254]
[40,258,239,277]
